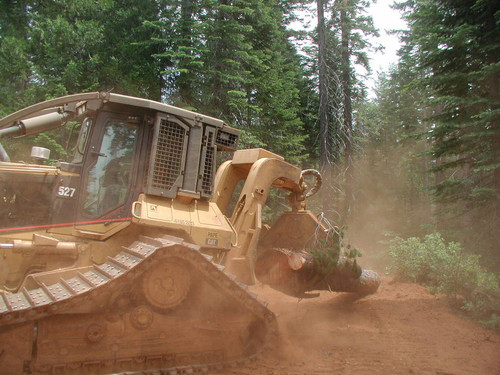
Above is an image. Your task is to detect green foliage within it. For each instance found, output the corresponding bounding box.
[481,314,500,332]
[389,233,500,322]
[148,0,308,163]
[0,0,312,166]
[394,0,500,245]
[306,227,361,276]
[0,0,162,108]
[307,237,341,276]
[363,0,500,266]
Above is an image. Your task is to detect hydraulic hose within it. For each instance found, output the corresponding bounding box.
[301,169,322,197]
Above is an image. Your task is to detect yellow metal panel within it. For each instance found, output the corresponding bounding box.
[146,198,173,221]
[231,148,284,165]
[132,194,233,250]
[196,200,224,226]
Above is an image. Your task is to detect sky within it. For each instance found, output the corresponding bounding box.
[366,0,408,95]
[291,0,408,97]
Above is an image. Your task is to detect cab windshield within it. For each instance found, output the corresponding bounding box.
[82,119,138,217]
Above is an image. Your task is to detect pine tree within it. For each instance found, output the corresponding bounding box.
[0,0,34,115]
[153,0,308,162]
[396,0,500,260]
[298,0,378,220]
[0,0,163,161]
[333,0,379,221]
[28,0,162,98]
[1,0,310,164]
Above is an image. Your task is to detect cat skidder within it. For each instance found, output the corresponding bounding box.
[0,92,379,374]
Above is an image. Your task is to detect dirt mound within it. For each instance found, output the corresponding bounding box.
[221,277,500,375]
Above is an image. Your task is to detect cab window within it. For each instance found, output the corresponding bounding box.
[72,117,92,164]
[82,120,138,217]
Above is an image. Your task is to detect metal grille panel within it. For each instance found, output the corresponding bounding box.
[201,131,215,196]
[215,129,239,151]
[151,119,186,192]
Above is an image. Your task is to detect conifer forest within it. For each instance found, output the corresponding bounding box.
[0,0,499,324]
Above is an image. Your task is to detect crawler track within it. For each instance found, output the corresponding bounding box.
[0,235,278,375]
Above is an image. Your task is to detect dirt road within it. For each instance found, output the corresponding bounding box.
[222,277,499,375]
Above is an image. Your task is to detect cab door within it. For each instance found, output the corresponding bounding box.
[76,111,142,234]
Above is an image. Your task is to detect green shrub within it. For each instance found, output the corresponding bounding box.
[481,314,500,331]
[306,227,361,276]
[307,239,340,276]
[389,233,500,323]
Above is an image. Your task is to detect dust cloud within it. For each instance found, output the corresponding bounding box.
[344,145,432,273]
[220,145,499,375]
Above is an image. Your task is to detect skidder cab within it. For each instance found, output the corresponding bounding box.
[0,92,239,247]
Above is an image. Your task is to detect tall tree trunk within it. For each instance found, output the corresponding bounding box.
[212,0,227,116]
[317,0,332,216]
[179,0,193,105]
[340,1,353,223]
[489,73,500,242]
